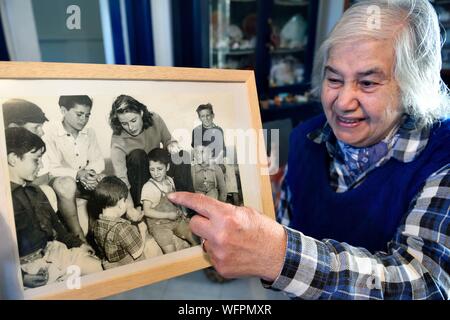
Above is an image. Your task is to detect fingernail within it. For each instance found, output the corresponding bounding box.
[167,193,176,200]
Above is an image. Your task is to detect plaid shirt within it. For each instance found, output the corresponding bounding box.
[93,215,143,264]
[272,117,450,299]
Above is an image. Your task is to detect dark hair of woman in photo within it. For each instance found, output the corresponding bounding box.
[109,94,154,136]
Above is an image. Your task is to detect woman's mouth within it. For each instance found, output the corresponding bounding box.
[336,116,367,128]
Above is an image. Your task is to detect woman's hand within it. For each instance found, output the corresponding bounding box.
[167,141,181,154]
[168,192,287,281]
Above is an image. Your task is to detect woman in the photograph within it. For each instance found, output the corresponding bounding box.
[109,95,193,208]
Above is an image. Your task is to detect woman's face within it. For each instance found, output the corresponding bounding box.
[321,39,403,147]
[117,111,144,136]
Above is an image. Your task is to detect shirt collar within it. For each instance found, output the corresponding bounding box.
[10,181,33,192]
[203,123,217,129]
[98,214,130,224]
[194,163,215,172]
[10,181,22,192]
[56,121,88,137]
[307,115,431,163]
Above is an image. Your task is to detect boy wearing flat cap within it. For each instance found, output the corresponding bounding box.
[2,98,54,188]
[2,98,48,137]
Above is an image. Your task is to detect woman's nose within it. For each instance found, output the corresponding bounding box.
[335,84,359,112]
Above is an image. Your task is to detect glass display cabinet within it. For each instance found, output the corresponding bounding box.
[208,0,319,111]
[432,0,450,75]
[209,0,258,70]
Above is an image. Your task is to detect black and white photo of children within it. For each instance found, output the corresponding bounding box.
[0,78,251,296]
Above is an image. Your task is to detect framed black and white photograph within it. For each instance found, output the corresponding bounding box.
[0,62,274,299]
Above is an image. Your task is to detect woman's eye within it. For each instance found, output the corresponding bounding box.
[360,81,377,87]
[327,78,342,85]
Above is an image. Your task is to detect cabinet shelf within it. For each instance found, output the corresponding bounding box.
[213,48,255,56]
[213,47,304,56]
[274,0,309,7]
[269,83,309,95]
[270,47,304,55]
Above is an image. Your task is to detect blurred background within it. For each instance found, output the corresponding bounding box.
[1,0,449,299]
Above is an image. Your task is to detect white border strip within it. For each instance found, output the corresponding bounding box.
[99,0,115,64]
[0,0,41,61]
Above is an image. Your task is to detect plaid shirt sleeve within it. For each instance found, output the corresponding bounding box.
[118,224,144,260]
[269,164,450,300]
[276,166,293,226]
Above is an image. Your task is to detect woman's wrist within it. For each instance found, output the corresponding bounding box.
[259,218,287,282]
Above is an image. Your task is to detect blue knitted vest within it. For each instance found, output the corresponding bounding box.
[287,114,450,253]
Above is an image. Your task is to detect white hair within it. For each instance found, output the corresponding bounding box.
[312,0,450,127]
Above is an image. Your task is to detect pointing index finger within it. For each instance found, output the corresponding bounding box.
[168,192,227,219]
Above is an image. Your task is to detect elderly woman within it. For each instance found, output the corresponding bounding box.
[109,95,193,208]
[169,0,450,299]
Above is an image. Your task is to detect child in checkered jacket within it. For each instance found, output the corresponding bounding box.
[93,176,162,269]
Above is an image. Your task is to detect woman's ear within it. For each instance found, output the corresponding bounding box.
[166,163,171,172]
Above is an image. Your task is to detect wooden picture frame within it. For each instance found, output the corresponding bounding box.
[0,62,274,300]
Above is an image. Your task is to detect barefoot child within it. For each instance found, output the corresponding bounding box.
[141,148,198,254]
